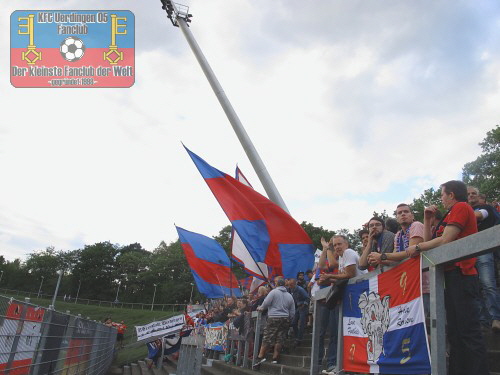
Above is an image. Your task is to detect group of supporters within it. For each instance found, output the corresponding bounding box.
[311,180,498,375]
[194,180,498,375]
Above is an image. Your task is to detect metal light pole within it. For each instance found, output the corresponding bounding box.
[189,282,194,304]
[74,279,81,304]
[37,276,44,298]
[51,270,63,309]
[114,281,121,303]
[151,284,158,311]
[160,0,289,212]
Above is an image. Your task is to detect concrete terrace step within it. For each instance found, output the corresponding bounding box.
[292,346,313,356]
[253,360,310,375]
[205,360,311,375]
[265,353,311,368]
[201,361,256,375]
[484,330,500,351]
[489,349,500,373]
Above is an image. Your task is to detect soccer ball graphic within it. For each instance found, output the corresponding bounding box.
[60,37,86,62]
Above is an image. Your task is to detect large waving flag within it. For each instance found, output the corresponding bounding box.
[185,147,314,278]
[176,226,241,298]
[342,257,431,374]
[232,166,270,281]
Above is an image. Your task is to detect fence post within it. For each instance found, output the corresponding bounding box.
[430,264,446,375]
[4,300,29,374]
[335,300,343,373]
[310,297,321,375]
[252,310,261,368]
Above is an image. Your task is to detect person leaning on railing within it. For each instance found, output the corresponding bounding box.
[368,180,489,375]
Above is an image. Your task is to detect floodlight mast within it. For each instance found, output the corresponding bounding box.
[160,0,290,213]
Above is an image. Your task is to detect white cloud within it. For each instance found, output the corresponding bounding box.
[1,0,499,261]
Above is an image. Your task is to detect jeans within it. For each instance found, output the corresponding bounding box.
[445,269,489,375]
[317,303,339,367]
[292,304,308,341]
[474,253,500,323]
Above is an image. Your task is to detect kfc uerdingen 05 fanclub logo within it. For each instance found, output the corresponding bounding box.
[11,10,135,88]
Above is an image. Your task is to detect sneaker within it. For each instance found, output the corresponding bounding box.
[252,358,266,367]
[271,359,278,364]
[492,319,500,332]
[321,365,337,374]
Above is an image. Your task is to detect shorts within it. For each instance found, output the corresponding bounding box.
[117,333,124,341]
[262,317,289,346]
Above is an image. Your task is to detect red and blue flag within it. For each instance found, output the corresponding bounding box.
[176,226,241,299]
[185,147,314,279]
[342,257,431,374]
[231,166,270,281]
[238,276,253,291]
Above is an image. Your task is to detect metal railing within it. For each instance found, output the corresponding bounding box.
[0,295,117,375]
[311,224,500,375]
[0,288,187,312]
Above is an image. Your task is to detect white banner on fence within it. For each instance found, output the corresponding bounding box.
[135,314,185,341]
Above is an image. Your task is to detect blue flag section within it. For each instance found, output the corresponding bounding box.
[184,147,315,279]
[176,226,241,298]
[342,257,431,374]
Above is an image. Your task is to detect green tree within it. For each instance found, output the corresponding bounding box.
[3,259,28,290]
[71,242,118,301]
[213,225,232,254]
[463,125,500,200]
[300,221,336,250]
[114,244,151,302]
[150,240,193,304]
[410,188,443,223]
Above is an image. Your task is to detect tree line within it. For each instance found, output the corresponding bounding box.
[0,125,498,305]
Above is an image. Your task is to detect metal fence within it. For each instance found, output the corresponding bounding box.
[175,311,265,373]
[0,288,187,312]
[0,295,117,375]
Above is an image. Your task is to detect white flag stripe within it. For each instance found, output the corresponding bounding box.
[369,277,378,294]
[343,317,364,338]
[232,167,269,282]
[232,231,268,279]
[236,166,253,188]
[370,364,380,373]
[387,297,425,332]
[343,297,425,338]
[250,278,265,293]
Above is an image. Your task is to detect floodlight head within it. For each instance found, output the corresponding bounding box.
[160,0,192,27]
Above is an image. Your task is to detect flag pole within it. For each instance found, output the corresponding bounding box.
[160,1,289,213]
[214,273,226,298]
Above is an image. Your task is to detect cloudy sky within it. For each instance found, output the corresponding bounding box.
[2,0,499,261]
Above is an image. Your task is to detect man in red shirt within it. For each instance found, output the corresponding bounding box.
[115,321,127,348]
[405,180,489,375]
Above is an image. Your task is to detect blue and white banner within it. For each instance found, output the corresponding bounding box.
[342,257,431,374]
[204,322,226,352]
[136,314,185,342]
